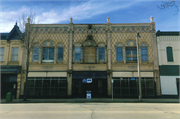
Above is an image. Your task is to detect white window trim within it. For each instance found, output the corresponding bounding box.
[0,47,5,61]
[11,47,19,61]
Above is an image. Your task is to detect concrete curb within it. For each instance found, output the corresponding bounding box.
[1,98,179,104]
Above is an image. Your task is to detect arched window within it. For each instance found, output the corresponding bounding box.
[126,40,137,62]
[98,43,105,61]
[166,47,174,62]
[42,40,54,62]
[57,43,63,61]
[74,43,81,61]
[141,43,148,61]
[116,43,123,61]
[83,40,96,63]
[32,43,39,61]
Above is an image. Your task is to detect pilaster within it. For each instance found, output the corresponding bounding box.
[16,74,21,99]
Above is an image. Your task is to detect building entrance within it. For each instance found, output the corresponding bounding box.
[72,71,107,98]
[1,74,17,99]
[72,79,107,98]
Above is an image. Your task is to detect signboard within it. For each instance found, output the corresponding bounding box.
[86,91,91,99]
[82,78,92,83]
[87,78,92,83]
[131,77,136,80]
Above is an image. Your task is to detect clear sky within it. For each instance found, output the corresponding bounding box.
[0,0,179,33]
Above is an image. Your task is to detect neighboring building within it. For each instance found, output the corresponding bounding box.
[157,31,180,97]
[20,16,160,99]
[0,23,23,99]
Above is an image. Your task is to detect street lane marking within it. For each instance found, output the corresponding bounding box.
[1,111,180,113]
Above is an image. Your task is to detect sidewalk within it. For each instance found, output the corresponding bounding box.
[1,98,179,103]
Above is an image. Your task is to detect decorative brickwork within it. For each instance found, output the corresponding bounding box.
[30,33,69,64]
[111,33,153,64]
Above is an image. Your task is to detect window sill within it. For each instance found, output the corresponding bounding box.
[31,61,39,64]
[141,61,148,64]
[97,61,106,64]
[8,61,19,64]
[42,60,54,63]
[126,61,137,64]
[73,61,82,64]
[0,61,5,64]
[57,61,63,64]
[115,61,124,64]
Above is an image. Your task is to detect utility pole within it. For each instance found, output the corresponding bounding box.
[112,79,114,101]
[136,33,142,102]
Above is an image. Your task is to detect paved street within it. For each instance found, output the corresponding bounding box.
[0,103,180,119]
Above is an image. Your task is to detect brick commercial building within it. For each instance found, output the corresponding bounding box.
[1,17,161,99]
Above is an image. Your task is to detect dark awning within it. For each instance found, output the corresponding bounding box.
[1,74,17,82]
[1,66,22,74]
[72,71,107,79]
[159,65,180,76]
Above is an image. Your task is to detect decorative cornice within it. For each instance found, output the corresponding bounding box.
[156,30,180,36]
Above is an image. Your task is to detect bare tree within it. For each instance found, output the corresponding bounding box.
[17,10,40,32]
[22,18,40,101]
[157,0,180,13]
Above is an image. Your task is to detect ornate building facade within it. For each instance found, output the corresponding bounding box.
[18,17,160,99]
[1,17,161,99]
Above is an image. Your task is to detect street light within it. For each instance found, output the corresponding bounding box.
[136,33,142,102]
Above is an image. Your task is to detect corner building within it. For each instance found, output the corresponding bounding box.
[23,17,161,98]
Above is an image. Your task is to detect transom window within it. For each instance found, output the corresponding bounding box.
[11,47,19,61]
[0,47,5,61]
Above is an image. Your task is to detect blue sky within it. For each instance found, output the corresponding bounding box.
[0,0,179,33]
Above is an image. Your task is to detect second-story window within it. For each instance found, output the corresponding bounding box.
[11,47,19,61]
[0,47,5,61]
[116,43,123,61]
[98,43,105,62]
[125,40,137,62]
[32,43,39,61]
[98,47,105,61]
[141,43,148,61]
[126,47,137,61]
[75,47,81,61]
[166,46,174,62]
[57,44,64,61]
[42,41,54,63]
